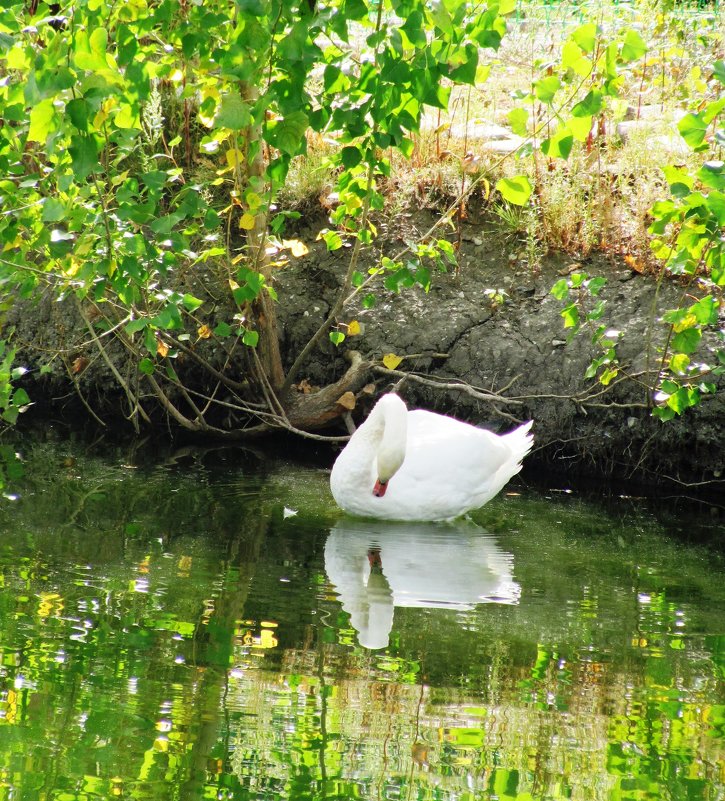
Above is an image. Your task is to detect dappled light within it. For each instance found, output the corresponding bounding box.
[0,437,723,799]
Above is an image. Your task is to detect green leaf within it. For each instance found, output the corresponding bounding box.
[534,76,561,104]
[714,60,725,86]
[690,295,719,325]
[144,327,157,354]
[329,331,346,346]
[507,107,529,137]
[436,238,457,264]
[215,93,250,130]
[214,321,232,337]
[66,98,90,131]
[401,10,426,48]
[448,44,478,85]
[567,115,593,142]
[237,0,266,15]
[69,134,98,180]
[571,23,597,53]
[663,164,694,197]
[561,303,579,329]
[321,230,343,251]
[697,160,725,191]
[266,111,309,155]
[125,318,148,335]
[340,146,362,168]
[669,353,690,374]
[678,114,708,149]
[541,131,573,160]
[706,191,725,225]
[671,327,701,354]
[138,358,155,375]
[571,90,602,118]
[2,407,19,425]
[182,293,204,312]
[429,0,453,35]
[702,97,725,125]
[621,29,647,62]
[666,386,699,414]
[41,198,66,222]
[27,98,57,143]
[242,329,259,347]
[550,279,570,300]
[561,39,591,76]
[653,405,676,421]
[12,387,30,407]
[344,0,367,21]
[496,176,533,206]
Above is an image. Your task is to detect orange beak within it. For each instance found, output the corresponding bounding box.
[373,479,388,497]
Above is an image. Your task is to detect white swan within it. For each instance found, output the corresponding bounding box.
[330,393,533,521]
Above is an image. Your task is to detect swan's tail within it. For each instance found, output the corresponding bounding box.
[503,420,534,471]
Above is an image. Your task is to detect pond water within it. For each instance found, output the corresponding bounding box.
[0,431,723,801]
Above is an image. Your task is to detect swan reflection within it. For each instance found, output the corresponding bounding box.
[324,519,520,650]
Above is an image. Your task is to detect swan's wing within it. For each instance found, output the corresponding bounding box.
[404,409,512,479]
[381,411,514,518]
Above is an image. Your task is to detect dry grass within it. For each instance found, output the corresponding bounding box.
[279,0,723,266]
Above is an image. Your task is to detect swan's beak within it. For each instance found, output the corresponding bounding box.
[373,479,388,497]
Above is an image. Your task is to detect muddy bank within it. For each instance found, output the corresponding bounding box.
[7,210,725,490]
[278,211,724,488]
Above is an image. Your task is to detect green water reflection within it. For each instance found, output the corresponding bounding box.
[0,434,723,800]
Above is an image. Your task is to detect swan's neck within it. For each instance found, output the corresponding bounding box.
[334,395,408,493]
[371,396,407,482]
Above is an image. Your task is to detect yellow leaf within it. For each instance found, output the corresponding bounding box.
[346,320,361,336]
[481,177,490,200]
[157,339,169,357]
[3,234,24,251]
[199,87,220,128]
[382,353,403,370]
[93,98,115,128]
[225,149,244,170]
[197,324,212,339]
[673,313,697,333]
[239,212,256,230]
[282,238,309,258]
[245,191,262,211]
[64,257,81,277]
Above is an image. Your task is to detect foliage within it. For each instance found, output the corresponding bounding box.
[548,58,724,419]
[0,0,722,432]
[647,69,725,419]
[0,338,29,426]
[0,0,515,430]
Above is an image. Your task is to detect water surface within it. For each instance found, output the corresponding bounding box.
[0,432,723,800]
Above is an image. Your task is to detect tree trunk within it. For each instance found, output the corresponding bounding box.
[243,84,285,393]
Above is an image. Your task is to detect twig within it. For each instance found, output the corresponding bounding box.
[77,301,150,430]
[60,354,107,428]
[372,365,523,405]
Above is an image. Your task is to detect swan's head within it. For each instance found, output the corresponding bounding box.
[373,445,404,497]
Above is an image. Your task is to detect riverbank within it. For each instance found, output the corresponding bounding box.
[7,206,724,492]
